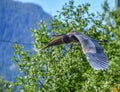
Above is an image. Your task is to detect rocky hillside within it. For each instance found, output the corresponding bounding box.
[0,0,52,81]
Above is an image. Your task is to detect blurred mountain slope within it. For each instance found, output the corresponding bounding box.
[0,0,52,81]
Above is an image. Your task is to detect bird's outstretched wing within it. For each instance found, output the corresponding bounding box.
[73,33,108,70]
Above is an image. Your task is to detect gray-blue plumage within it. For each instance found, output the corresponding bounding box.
[73,32,108,70]
[44,31,109,70]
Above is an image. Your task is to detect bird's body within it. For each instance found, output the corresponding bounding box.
[44,32,108,70]
[44,33,79,48]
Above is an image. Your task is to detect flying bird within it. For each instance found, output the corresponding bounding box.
[44,32,108,70]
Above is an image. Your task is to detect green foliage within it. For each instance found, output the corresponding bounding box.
[12,0,120,92]
[0,77,12,92]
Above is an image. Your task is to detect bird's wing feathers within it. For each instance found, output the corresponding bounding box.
[73,33,108,70]
[85,52,108,70]
[73,33,96,53]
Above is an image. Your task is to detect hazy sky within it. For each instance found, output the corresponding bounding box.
[18,0,115,16]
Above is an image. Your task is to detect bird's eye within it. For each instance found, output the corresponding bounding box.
[72,35,79,41]
[63,35,71,43]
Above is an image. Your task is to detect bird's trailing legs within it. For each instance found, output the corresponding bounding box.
[97,40,108,43]
[51,34,66,37]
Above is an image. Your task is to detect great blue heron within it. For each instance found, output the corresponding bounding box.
[44,32,108,70]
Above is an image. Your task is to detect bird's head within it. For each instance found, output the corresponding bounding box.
[66,32,79,42]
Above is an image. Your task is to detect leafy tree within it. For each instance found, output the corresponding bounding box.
[0,77,12,92]
[12,0,120,92]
